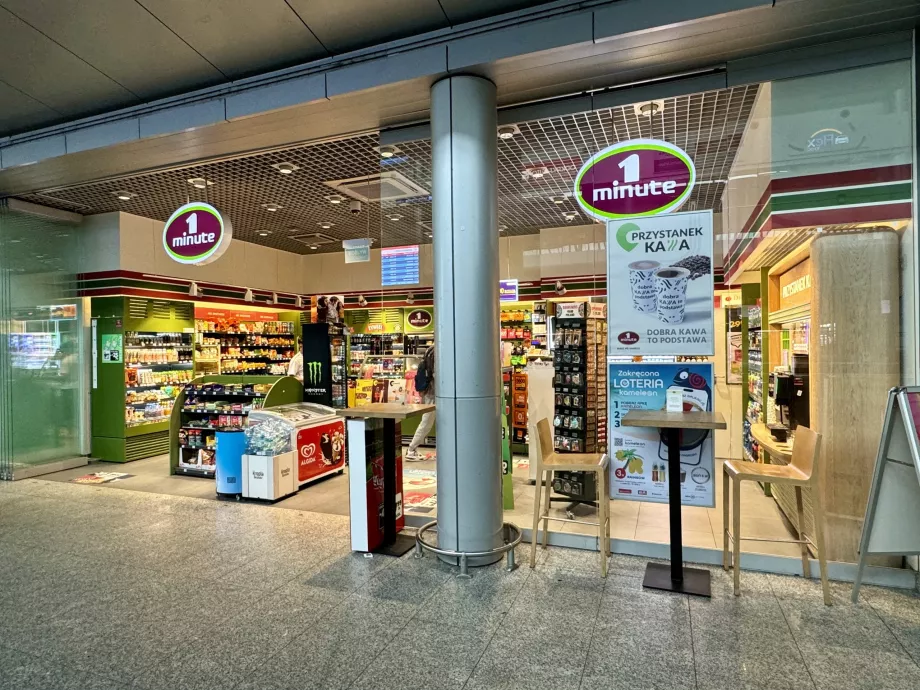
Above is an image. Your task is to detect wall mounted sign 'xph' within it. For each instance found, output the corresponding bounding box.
[574,138,696,221]
[163,202,233,265]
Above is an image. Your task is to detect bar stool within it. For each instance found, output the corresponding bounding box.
[530,418,610,576]
[722,426,831,605]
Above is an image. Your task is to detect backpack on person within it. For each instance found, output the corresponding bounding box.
[415,348,434,393]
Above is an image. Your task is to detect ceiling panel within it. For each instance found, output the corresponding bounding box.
[0,7,136,118]
[0,81,60,133]
[136,0,327,78]
[18,83,758,258]
[438,0,556,24]
[285,0,448,54]
[0,0,225,99]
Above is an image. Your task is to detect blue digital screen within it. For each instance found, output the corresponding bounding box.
[381,245,419,286]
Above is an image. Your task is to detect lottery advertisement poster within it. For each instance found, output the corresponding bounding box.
[609,362,715,507]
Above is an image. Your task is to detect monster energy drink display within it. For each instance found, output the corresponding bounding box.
[301,323,333,407]
[609,362,715,507]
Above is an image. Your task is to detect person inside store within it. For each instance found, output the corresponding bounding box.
[288,337,304,384]
[406,345,436,461]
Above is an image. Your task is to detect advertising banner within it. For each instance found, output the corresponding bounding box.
[296,420,346,484]
[300,323,333,406]
[162,202,232,265]
[610,362,715,508]
[607,210,714,356]
[101,334,122,363]
[726,307,743,385]
[499,279,519,302]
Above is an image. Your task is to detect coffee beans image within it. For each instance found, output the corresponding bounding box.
[671,254,711,280]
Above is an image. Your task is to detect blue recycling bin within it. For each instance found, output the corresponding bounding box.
[215,429,246,497]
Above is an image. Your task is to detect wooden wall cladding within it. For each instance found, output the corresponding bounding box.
[812,229,900,564]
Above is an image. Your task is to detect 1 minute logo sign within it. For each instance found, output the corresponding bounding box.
[163,202,233,265]
[574,139,696,221]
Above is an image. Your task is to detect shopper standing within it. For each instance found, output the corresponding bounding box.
[288,337,304,383]
[406,345,435,461]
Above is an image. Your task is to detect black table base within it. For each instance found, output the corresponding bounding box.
[642,427,712,598]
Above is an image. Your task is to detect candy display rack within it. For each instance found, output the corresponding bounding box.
[168,375,303,478]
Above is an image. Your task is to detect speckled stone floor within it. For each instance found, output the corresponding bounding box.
[2,478,919,690]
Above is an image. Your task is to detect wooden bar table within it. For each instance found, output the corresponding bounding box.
[340,403,435,557]
[621,409,727,597]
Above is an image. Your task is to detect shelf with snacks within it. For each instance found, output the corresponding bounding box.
[168,376,303,478]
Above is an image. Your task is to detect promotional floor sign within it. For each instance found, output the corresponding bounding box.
[607,210,714,356]
[610,362,715,507]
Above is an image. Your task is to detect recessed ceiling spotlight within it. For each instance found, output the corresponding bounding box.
[261,203,282,212]
[530,167,547,179]
[272,162,300,174]
[499,224,508,232]
[187,177,214,189]
[636,100,665,117]
[550,195,566,204]
[378,145,398,159]
[318,221,335,230]
[325,194,345,204]
[112,191,136,201]
[386,213,403,222]
[563,211,579,222]
[497,125,519,140]
[309,245,318,250]
[257,231,273,237]
[426,232,433,238]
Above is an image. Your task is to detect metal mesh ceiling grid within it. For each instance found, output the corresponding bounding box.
[18,84,758,254]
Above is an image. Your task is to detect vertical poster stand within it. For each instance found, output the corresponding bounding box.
[852,387,920,602]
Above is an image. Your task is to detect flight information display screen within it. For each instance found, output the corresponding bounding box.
[381,245,419,286]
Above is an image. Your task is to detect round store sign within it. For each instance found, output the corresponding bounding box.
[574,138,696,221]
[162,202,232,265]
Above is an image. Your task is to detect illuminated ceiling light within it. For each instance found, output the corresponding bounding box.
[309,245,318,250]
[636,100,665,118]
[187,177,214,189]
[261,203,282,212]
[378,145,398,159]
[112,190,136,201]
[497,125,519,140]
[272,162,299,174]
[425,233,432,238]
[530,167,547,179]
[386,213,403,222]
[326,194,345,204]
[550,195,566,204]
[499,224,507,232]
[257,231,272,237]
[318,221,334,230]
[563,211,578,222]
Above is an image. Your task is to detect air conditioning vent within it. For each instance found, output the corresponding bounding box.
[324,171,428,203]
[289,233,338,246]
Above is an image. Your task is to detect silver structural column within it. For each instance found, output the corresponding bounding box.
[431,75,503,566]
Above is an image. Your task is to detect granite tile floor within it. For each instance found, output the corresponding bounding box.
[2,479,920,690]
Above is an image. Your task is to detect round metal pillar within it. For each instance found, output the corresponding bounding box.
[431,75,503,566]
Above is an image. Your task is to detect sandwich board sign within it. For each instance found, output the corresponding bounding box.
[852,387,920,602]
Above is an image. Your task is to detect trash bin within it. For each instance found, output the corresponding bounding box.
[215,429,245,498]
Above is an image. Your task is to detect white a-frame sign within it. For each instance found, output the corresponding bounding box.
[852,387,920,602]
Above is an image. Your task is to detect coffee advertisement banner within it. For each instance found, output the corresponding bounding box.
[607,210,714,356]
[609,363,715,508]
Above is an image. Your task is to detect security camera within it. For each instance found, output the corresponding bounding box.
[349,200,362,215]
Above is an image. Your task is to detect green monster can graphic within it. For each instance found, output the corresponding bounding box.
[306,361,323,386]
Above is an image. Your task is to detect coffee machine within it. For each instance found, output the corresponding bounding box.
[768,355,810,440]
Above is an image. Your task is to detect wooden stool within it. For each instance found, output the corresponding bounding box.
[722,426,831,605]
[530,418,610,576]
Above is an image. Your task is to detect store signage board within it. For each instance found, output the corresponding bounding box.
[381,245,419,286]
[556,302,587,319]
[574,138,696,221]
[852,387,920,602]
[405,308,434,332]
[194,307,279,322]
[101,334,123,363]
[499,279,519,302]
[343,238,371,264]
[300,323,333,406]
[163,202,232,265]
[726,307,743,385]
[609,362,715,508]
[607,210,714,356]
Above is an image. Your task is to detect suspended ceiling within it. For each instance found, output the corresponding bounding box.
[18,83,759,254]
[0,0,558,136]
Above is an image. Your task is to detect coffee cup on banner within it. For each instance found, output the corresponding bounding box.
[628,260,660,314]
[654,267,691,324]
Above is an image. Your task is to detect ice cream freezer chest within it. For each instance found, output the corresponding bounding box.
[243,403,346,500]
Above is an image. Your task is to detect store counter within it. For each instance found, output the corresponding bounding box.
[750,423,793,461]
[340,403,435,556]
